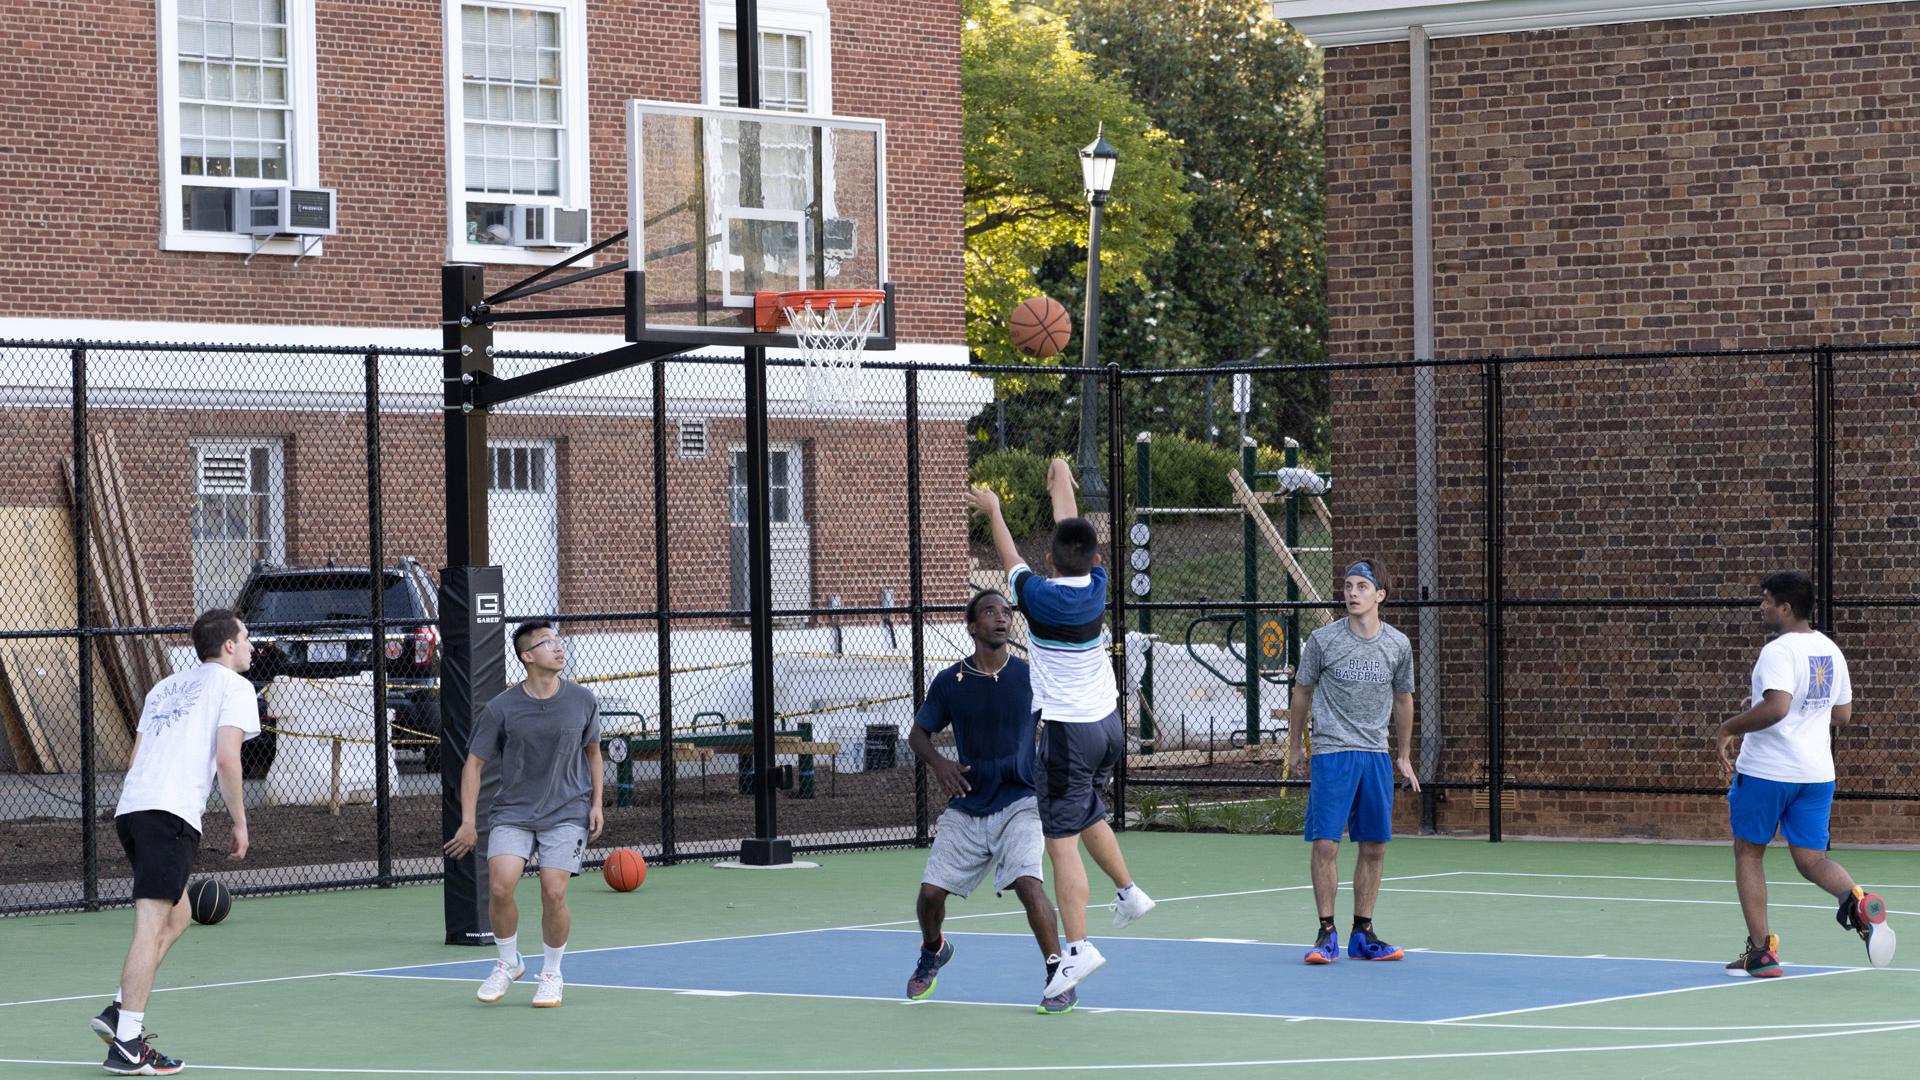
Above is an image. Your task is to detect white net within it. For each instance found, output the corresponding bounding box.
[782,293,886,410]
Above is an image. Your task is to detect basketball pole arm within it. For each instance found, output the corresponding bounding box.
[467,339,692,410]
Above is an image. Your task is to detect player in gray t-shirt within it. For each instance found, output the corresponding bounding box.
[445,621,603,1008]
[1286,561,1419,966]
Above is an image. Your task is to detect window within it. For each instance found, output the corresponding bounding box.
[191,440,286,612]
[677,419,709,460]
[703,1,831,113]
[158,0,320,255]
[490,444,549,494]
[728,447,801,526]
[444,0,590,265]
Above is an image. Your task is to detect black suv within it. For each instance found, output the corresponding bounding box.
[233,558,442,777]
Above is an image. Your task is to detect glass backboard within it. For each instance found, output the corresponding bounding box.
[626,99,890,346]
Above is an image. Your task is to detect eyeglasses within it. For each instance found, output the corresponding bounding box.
[524,636,565,652]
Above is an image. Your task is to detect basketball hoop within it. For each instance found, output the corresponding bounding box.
[755,289,887,410]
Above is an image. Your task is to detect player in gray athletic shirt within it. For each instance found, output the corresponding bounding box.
[446,620,603,1008]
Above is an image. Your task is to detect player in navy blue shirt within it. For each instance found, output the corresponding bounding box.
[906,590,1072,1013]
[971,457,1153,1002]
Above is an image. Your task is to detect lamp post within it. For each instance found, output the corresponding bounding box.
[1076,126,1118,512]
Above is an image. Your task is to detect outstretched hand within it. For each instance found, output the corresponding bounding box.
[1047,457,1077,493]
[968,484,1002,517]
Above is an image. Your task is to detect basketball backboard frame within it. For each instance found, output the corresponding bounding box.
[624,98,894,349]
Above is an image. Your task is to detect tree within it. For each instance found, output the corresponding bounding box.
[961,0,1190,377]
[1050,0,1328,455]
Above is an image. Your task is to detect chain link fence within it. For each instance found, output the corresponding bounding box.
[4,339,1918,914]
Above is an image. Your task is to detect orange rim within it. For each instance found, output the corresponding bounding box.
[755,289,887,332]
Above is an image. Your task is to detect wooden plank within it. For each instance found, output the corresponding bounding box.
[1228,469,1333,628]
[62,460,142,734]
[0,651,44,773]
[98,430,171,690]
[0,646,64,773]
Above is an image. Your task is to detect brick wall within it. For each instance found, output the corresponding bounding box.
[0,1,962,344]
[1320,5,1920,841]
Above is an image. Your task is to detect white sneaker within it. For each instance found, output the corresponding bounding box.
[1042,944,1106,998]
[1113,886,1157,930]
[476,958,524,1003]
[531,970,564,1008]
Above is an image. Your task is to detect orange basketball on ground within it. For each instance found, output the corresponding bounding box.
[603,848,647,892]
[1009,296,1072,358]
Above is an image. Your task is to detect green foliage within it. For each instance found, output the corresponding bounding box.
[966,448,1052,543]
[961,0,1192,381]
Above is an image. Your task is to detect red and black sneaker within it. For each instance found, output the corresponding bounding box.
[1724,933,1783,978]
[1838,886,1897,968]
[103,1032,183,1076]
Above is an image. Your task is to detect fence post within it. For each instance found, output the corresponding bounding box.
[906,367,929,846]
[1814,345,1836,633]
[1483,356,1505,843]
[365,350,392,885]
[1106,363,1128,829]
[72,344,99,910]
[1241,438,1260,746]
[653,357,676,864]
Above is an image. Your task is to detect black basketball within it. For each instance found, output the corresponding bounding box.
[187,879,232,925]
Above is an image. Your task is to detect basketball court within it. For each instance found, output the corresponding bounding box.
[4,835,1915,1078]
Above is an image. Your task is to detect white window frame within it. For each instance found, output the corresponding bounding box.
[727,442,805,526]
[702,1,832,113]
[157,0,322,257]
[190,438,287,612]
[442,0,592,266]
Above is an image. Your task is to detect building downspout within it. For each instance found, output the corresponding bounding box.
[1410,25,1443,832]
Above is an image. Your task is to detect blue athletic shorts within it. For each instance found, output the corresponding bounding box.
[1304,751,1394,843]
[1727,773,1833,849]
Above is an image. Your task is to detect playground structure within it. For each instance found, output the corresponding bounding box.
[1125,432,1335,765]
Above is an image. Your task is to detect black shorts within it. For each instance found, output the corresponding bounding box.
[116,810,201,902]
[1037,711,1124,839]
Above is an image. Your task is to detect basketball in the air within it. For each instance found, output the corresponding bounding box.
[187,878,232,925]
[603,848,647,892]
[1009,296,1072,358]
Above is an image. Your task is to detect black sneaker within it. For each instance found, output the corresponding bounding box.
[102,1032,183,1076]
[1723,934,1783,978]
[89,1003,119,1043]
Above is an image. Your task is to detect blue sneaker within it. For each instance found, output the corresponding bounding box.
[906,938,955,1000]
[1347,925,1404,961]
[1304,926,1340,964]
[1038,985,1076,1014]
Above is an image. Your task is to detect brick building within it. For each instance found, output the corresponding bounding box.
[1273,0,1920,841]
[0,1,980,629]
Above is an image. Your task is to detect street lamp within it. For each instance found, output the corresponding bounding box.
[1076,125,1118,512]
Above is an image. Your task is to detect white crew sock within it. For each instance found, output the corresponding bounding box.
[115,1009,143,1043]
[496,933,520,967]
[543,942,566,976]
[113,989,123,1005]
[1067,939,1089,956]
[1116,884,1137,901]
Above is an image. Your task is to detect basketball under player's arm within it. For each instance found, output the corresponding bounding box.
[1714,690,1792,770]
[968,485,1022,573]
[1046,457,1078,523]
[444,750,487,858]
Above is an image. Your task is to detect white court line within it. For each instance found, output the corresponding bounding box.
[1379,886,1920,918]
[1433,966,1862,1023]
[0,972,346,1011]
[4,1021,1920,1075]
[1443,871,1920,890]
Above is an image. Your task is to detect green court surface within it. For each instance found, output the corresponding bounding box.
[3,834,1915,1078]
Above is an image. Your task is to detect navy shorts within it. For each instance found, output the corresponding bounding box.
[1728,773,1834,849]
[1038,711,1124,839]
[1304,751,1395,843]
[115,810,201,902]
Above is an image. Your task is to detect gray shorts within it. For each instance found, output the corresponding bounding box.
[488,822,588,876]
[922,796,1044,899]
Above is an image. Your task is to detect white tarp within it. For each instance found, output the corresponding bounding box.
[263,673,400,807]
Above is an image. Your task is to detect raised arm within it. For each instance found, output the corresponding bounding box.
[969,485,1023,574]
[1047,457,1079,524]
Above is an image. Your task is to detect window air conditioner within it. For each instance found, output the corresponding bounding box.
[243,187,338,236]
[511,205,589,248]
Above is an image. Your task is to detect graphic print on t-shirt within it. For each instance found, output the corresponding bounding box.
[142,679,205,735]
[1805,655,1834,713]
[1329,655,1390,684]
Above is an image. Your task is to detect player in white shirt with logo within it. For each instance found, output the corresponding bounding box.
[1715,572,1894,977]
[91,609,260,1075]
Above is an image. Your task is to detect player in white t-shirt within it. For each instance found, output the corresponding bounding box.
[1715,573,1894,977]
[92,609,260,1076]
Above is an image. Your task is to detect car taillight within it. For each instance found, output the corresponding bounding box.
[385,638,404,661]
[412,626,438,667]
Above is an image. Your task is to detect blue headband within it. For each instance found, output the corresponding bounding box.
[1345,561,1379,587]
